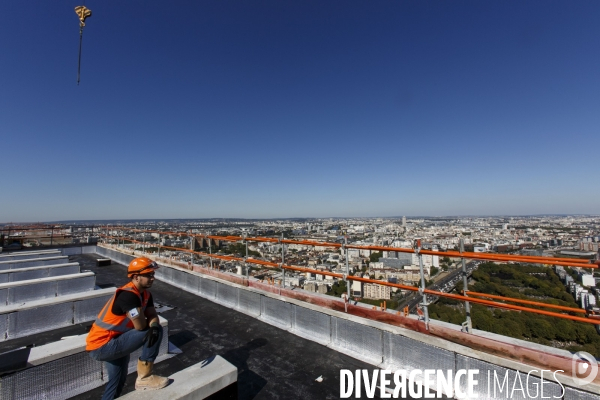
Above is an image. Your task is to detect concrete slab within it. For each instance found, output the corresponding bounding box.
[0,272,95,305]
[0,263,81,284]
[120,355,237,400]
[0,287,115,314]
[0,256,69,270]
[0,250,61,261]
[24,316,169,366]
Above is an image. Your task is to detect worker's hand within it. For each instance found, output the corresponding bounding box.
[144,325,160,348]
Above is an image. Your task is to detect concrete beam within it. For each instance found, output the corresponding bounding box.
[0,287,115,341]
[120,355,237,400]
[0,272,95,305]
[0,262,80,284]
[0,256,69,270]
[0,250,61,261]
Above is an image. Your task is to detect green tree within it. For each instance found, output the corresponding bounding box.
[370,252,383,263]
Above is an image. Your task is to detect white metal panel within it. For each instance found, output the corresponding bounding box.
[9,282,56,304]
[57,275,95,296]
[0,351,103,400]
[7,303,74,339]
[330,316,383,365]
[291,305,330,345]
[260,296,291,329]
[382,331,455,373]
[456,354,563,400]
[237,289,261,317]
[216,283,238,308]
[564,386,600,400]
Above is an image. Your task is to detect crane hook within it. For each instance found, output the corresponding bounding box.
[74,5,92,85]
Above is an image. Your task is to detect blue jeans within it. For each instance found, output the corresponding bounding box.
[89,326,163,400]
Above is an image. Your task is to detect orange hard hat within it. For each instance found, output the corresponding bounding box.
[127,257,159,278]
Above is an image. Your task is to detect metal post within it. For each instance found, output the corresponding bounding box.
[244,233,249,278]
[190,234,194,268]
[460,239,472,333]
[142,232,145,254]
[345,236,350,299]
[416,240,429,329]
[281,233,285,288]
[209,238,213,269]
[50,227,54,246]
[158,233,161,258]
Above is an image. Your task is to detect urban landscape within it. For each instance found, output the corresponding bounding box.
[3,214,600,360]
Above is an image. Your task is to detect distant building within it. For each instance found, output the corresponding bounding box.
[352,280,363,297]
[581,293,597,310]
[304,282,317,292]
[363,283,391,300]
[581,274,596,288]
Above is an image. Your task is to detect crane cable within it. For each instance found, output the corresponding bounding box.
[74,5,92,85]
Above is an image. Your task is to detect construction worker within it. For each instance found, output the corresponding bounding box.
[86,257,168,399]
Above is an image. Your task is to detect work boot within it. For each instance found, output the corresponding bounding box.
[135,359,168,390]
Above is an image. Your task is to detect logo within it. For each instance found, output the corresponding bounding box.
[571,351,598,386]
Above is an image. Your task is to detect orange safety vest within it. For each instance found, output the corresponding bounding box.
[86,281,150,351]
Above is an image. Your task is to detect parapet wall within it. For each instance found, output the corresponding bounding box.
[96,245,600,399]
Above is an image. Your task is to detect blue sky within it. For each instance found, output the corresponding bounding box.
[1,1,599,222]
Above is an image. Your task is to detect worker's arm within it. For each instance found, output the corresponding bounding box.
[127,307,148,330]
[144,306,160,327]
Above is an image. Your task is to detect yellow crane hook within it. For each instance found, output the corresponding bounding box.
[74,5,92,85]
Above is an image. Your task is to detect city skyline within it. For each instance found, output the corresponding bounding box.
[2,1,599,222]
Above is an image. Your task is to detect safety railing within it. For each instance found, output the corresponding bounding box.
[97,226,600,330]
[0,225,99,247]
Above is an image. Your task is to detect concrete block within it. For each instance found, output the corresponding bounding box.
[120,355,237,400]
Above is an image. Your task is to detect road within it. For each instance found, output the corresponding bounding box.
[397,261,479,312]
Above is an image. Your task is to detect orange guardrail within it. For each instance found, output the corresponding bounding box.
[99,229,600,325]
